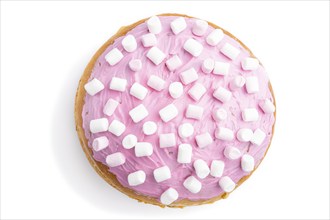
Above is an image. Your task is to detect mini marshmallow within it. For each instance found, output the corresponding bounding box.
[178,123,194,138]
[135,142,153,157]
[183,38,203,57]
[206,29,224,46]
[241,154,255,172]
[109,77,127,92]
[141,33,157,47]
[146,46,166,65]
[130,82,148,100]
[129,104,149,123]
[215,127,234,141]
[224,146,241,160]
[177,144,192,163]
[259,98,275,113]
[121,34,137,52]
[159,133,176,148]
[245,76,259,94]
[103,98,119,116]
[106,152,125,167]
[180,67,198,85]
[229,75,246,91]
[143,121,157,135]
[251,128,266,146]
[169,82,183,99]
[242,108,259,122]
[183,176,202,193]
[241,57,259,70]
[153,166,171,182]
[186,104,204,120]
[237,128,254,142]
[188,83,206,101]
[128,59,142,72]
[166,55,182,71]
[90,118,109,133]
[105,48,123,66]
[210,160,225,177]
[84,78,104,96]
[160,188,179,205]
[122,134,137,149]
[159,104,178,122]
[147,75,166,91]
[92,136,109,151]
[128,170,146,186]
[195,132,213,148]
[212,108,227,121]
[213,61,230,75]
[202,58,215,74]
[213,86,232,103]
[220,43,240,60]
[219,176,236,193]
[192,19,208,36]
[147,16,162,34]
[194,159,210,179]
[170,17,187,35]
[108,119,126,137]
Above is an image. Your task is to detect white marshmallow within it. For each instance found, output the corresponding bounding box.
[170,17,187,35]
[159,133,176,148]
[90,118,109,134]
[188,83,206,101]
[251,128,266,146]
[128,59,142,72]
[242,108,259,122]
[206,29,224,46]
[194,159,210,179]
[159,104,178,122]
[195,132,213,148]
[147,16,162,34]
[166,55,182,71]
[141,33,157,47]
[103,98,119,116]
[210,160,225,177]
[241,57,259,70]
[229,75,246,91]
[219,176,235,193]
[220,43,240,60]
[121,34,137,52]
[183,38,203,57]
[108,119,126,137]
[212,108,227,121]
[109,77,127,92]
[180,67,198,85]
[122,134,137,149]
[84,78,104,96]
[178,123,194,138]
[177,144,192,164]
[245,76,259,94]
[213,61,230,75]
[105,48,123,66]
[259,99,275,113]
[215,127,234,141]
[106,152,125,167]
[128,170,146,186]
[130,82,148,100]
[186,104,204,120]
[237,128,254,142]
[241,154,255,172]
[142,121,157,135]
[160,188,179,205]
[92,136,109,151]
[146,46,166,65]
[153,166,171,182]
[224,146,241,160]
[169,82,183,99]
[147,75,165,91]
[192,19,208,36]
[201,58,215,74]
[183,176,202,193]
[135,142,153,157]
[213,86,232,103]
[129,104,149,123]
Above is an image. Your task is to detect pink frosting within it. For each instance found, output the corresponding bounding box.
[82,16,275,202]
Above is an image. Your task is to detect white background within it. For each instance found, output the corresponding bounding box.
[1,1,329,219]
